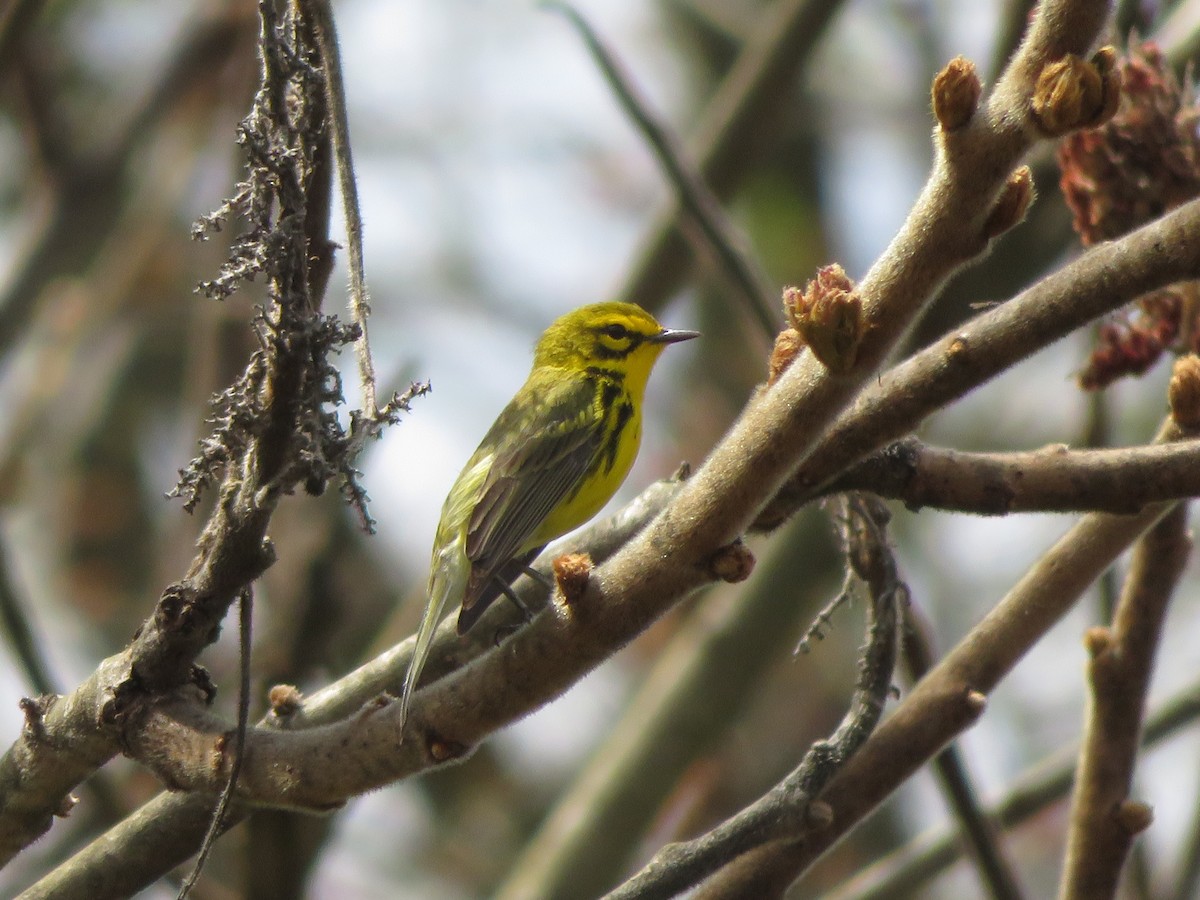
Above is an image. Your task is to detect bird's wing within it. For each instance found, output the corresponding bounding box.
[459,373,604,624]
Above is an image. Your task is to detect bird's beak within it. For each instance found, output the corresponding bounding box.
[651,328,700,345]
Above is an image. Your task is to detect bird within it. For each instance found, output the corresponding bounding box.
[400,301,699,731]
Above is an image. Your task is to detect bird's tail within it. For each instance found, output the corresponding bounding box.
[400,540,468,735]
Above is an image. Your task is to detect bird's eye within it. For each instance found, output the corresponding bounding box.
[600,323,629,340]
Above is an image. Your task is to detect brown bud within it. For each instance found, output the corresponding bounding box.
[1116,799,1154,834]
[1032,48,1122,136]
[983,166,1035,239]
[964,689,988,716]
[932,56,981,131]
[54,793,79,819]
[787,264,865,374]
[767,328,805,385]
[553,552,593,607]
[269,683,304,717]
[708,539,755,583]
[1168,354,1200,430]
[428,736,469,763]
[1083,625,1112,658]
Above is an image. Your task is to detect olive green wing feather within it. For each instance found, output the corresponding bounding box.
[457,374,604,630]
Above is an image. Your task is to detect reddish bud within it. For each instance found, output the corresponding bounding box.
[269,683,304,716]
[708,539,755,583]
[785,265,864,374]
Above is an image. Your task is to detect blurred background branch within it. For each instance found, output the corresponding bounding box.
[2,1,1200,898]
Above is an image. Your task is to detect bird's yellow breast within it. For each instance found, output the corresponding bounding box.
[530,388,643,545]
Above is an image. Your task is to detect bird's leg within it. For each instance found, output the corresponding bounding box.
[488,578,534,646]
[521,564,555,593]
[496,579,533,623]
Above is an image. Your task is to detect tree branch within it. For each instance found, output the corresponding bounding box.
[696,424,1185,896]
[1059,503,1190,897]
[825,677,1200,900]
[605,494,902,900]
[825,437,1200,515]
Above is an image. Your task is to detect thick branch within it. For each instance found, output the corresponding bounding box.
[827,437,1200,515]
[16,476,682,898]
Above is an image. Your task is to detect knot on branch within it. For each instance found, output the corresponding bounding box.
[1031,47,1120,137]
[783,264,864,375]
[154,585,219,644]
[707,539,755,583]
[1115,799,1154,835]
[19,695,55,742]
[932,56,981,131]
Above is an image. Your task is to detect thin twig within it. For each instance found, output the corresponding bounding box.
[307,0,378,418]
[0,531,57,696]
[547,1,779,339]
[176,587,254,900]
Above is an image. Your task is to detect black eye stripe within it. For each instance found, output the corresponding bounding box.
[599,323,630,340]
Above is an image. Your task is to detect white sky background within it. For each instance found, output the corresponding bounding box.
[4,0,1200,896]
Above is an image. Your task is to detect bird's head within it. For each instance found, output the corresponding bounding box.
[533,302,698,389]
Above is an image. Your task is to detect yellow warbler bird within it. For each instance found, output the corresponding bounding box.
[400,302,698,729]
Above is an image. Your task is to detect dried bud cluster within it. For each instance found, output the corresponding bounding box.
[782,264,864,374]
[1059,43,1200,390]
[1032,47,1121,137]
[1060,44,1200,244]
